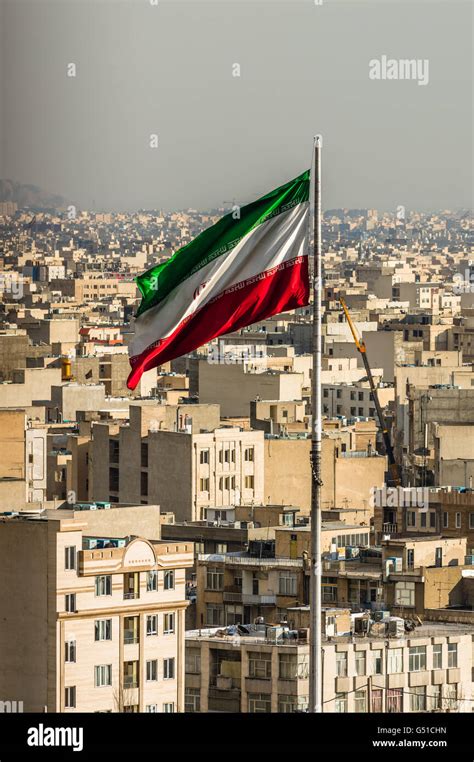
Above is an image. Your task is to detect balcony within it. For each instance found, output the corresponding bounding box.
[123,591,140,600]
[123,677,139,690]
[242,594,276,606]
[123,633,139,645]
[382,523,398,534]
[223,590,243,603]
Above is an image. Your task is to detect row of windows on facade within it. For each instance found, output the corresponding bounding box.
[333,644,458,676]
[324,389,368,401]
[334,684,459,714]
[323,405,375,417]
[183,686,460,714]
[64,569,175,613]
[199,447,255,465]
[199,475,255,492]
[64,614,176,660]
[185,649,309,680]
[185,646,458,681]
[64,659,176,707]
[183,688,307,713]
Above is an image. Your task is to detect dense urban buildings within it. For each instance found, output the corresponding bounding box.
[1,202,473,714]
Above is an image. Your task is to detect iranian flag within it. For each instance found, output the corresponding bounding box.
[127,169,310,390]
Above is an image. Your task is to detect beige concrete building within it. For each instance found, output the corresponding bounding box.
[90,403,263,521]
[264,435,386,514]
[0,513,193,713]
[185,622,474,712]
[193,359,304,418]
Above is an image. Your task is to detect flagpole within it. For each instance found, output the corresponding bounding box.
[309,134,322,714]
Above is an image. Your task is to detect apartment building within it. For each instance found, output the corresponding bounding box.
[0,513,193,712]
[185,622,473,713]
[0,409,47,509]
[196,524,373,628]
[322,382,394,421]
[264,434,386,514]
[91,404,264,521]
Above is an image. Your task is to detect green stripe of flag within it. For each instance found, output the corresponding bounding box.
[135,169,310,318]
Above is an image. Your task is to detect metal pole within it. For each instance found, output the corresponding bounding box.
[309,134,323,713]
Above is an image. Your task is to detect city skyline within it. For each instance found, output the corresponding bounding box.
[1,0,472,213]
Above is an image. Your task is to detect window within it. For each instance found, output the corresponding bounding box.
[199,449,209,464]
[394,581,415,607]
[387,648,403,674]
[124,616,139,644]
[95,575,112,597]
[428,685,441,711]
[409,646,427,672]
[387,688,403,713]
[95,619,112,641]
[65,641,76,663]
[470,513,474,530]
[371,688,383,712]
[65,594,76,613]
[146,660,158,681]
[278,694,296,713]
[65,546,76,570]
[216,542,227,554]
[146,570,158,592]
[146,704,158,713]
[407,511,416,527]
[146,614,158,636]
[279,571,297,596]
[248,694,271,713]
[443,512,449,528]
[448,642,458,668]
[355,651,366,676]
[354,689,367,713]
[163,658,175,680]
[336,652,347,677]
[185,688,201,712]
[186,648,201,674]
[245,447,254,462]
[421,512,427,528]
[433,643,442,669]
[141,442,148,468]
[206,603,224,626]
[372,649,383,675]
[109,440,119,463]
[199,477,209,492]
[248,652,271,679]
[141,470,148,496]
[443,684,457,711]
[430,512,436,528]
[410,686,426,711]
[65,686,76,709]
[109,467,119,492]
[279,653,297,680]
[94,665,112,687]
[335,693,347,713]
[245,475,255,490]
[164,570,175,590]
[163,703,175,713]
[207,567,224,590]
[455,512,461,529]
[164,612,175,634]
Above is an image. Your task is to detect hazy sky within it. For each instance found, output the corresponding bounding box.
[1,0,472,212]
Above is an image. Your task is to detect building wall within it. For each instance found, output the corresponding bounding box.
[0,520,51,711]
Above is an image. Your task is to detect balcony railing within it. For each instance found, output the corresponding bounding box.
[382,523,398,534]
[198,553,303,568]
[124,633,139,645]
[123,678,138,689]
[123,592,140,600]
[242,594,277,605]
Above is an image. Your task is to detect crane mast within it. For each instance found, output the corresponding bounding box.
[339,296,401,486]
